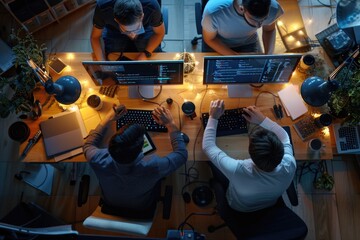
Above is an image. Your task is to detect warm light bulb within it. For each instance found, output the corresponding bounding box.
[298,30,304,35]
[175,53,180,59]
[322,127,330,137]
[277,21,284,26]
[296,41,301,46]
[65,66,72,72]
[287,35,295,42]
[308,19,313,25]
[67,53,74,60]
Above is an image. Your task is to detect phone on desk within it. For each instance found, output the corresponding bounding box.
[48,57,67,74]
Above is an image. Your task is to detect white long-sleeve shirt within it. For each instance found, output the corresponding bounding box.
[202,117,296,212]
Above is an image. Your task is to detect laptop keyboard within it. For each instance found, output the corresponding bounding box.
[338,126,360,151]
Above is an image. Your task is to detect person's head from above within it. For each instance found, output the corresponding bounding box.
[235,0,271,28]
[108,124,145,164]
[114,0,145,38]
[248,125,284,172]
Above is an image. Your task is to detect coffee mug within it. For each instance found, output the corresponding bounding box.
[298,54,315,73]
[182,101,196,119]
[87,95,103,110]
[309,138,322,151]
[314,113,332,128]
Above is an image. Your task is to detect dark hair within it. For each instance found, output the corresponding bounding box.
[114,0,143,25]
[248,126,284,172]
[242,0,271,18]
[108,124,145,164]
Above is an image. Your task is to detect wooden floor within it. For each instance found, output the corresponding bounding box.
[1,0,360,239]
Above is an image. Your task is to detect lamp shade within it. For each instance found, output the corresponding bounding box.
[45,76,81,105]
[301,76,337,107]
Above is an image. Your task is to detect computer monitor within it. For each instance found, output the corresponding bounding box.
[203,54,302,97]
[82,60,184,98]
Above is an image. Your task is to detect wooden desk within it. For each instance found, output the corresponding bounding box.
[20,52,333,163]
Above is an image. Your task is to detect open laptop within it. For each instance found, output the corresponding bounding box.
[332,123,360,154]
[40,111,84,158]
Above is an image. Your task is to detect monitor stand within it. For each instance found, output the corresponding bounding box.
[128,86,155,99]
[227,85,253,98]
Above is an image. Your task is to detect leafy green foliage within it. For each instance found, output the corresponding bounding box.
[0,30,46,118]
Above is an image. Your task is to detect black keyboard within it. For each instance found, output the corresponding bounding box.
[116,109,167,132]
[201,108,248,136]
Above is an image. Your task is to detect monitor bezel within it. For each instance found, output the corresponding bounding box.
[82,60,184,86]
[203,54,302,85]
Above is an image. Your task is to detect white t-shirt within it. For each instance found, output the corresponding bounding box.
[202,117,296,212]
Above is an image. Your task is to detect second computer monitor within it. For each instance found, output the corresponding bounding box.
[203,54,302,97]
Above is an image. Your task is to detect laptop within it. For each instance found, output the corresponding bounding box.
[40,111,84,158]
[332,123,360,154]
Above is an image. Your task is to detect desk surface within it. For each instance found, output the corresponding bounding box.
[20,52,334,163]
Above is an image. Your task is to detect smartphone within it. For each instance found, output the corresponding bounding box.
[48,57,67,74]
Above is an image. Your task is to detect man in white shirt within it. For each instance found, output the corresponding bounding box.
[202,100,296,212]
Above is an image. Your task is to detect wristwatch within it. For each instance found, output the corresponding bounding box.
[143,50,152,58]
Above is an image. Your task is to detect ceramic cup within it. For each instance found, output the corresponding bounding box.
[309,138,323,151]
[182,101,196,119]
[298,54,315,73]
[87,95,103,110]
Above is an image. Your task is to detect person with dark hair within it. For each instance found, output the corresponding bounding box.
[202,100,296,212]
[201,0,283,54]
[91,0,165,61]
[84,104,187,214]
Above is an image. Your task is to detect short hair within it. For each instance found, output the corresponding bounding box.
[108,124,145,164]
[248,126,284,172]
[242,0,271,18]
[114,0,143,25]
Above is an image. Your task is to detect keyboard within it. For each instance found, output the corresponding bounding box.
[333,123,360,154]
[116,109,167,132]
[201,108,248,137]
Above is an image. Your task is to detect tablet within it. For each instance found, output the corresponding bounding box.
[143,131,156,155]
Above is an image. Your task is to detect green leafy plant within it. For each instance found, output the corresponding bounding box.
[0,30,46,118]
[328,57,360,126]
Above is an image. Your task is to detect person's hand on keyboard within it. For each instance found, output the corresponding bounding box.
[243,106,266,125]
[152,106,178,132]
[103,104,127,123]
[209,99,225,119]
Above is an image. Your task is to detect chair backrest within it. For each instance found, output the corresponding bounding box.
[211,180,308,239]
[195,0,209,35]
[157,0,168,34]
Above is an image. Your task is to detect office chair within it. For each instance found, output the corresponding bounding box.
[208,179,308,240]
[78,175,173,236]
[191,0,207,46]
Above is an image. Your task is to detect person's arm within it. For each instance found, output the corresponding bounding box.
[262,22,276,54]
[243,105,292,157]
[202,100,238,176]
[202,29,238,55]
[90,26,105,61]
[136,23,165,60]
[83,105,127,160]
[152,106,188,174]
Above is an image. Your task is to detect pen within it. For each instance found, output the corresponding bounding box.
[113,106,117,114]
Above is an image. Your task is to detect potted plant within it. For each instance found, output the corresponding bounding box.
[0,30,46,118]
[327,56,360,126]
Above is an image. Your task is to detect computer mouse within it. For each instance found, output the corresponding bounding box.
[180,132,190,144]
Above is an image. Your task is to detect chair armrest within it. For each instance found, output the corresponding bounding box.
[162,185,173,219]
[286,180,299,206]
[78,175,90,207]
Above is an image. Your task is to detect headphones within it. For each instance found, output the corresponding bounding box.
[181,181,214,207]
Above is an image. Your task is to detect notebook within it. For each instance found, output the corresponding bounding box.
[278,84,308,120]
[333,123,360,154]
[40,111,84,158]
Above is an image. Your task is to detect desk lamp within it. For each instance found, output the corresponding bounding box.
[301,0,360,107]
[27,59,81,104]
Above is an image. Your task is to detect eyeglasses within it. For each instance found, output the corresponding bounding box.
[242,10,268,28]
[119,21,144,35]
